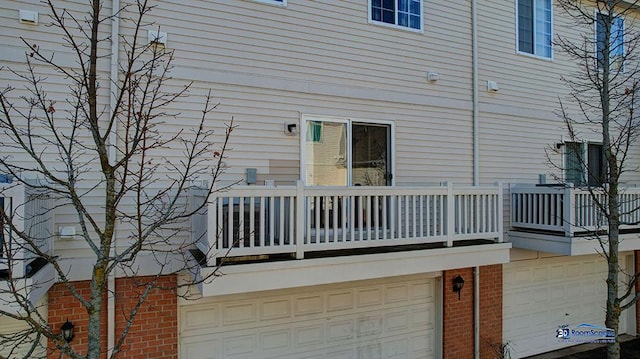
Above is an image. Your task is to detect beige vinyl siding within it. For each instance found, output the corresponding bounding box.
[137,0,473,102]
[478,0,573,110]
[166,80,475,187]
[0,297,48,358]
[478,110,564,185]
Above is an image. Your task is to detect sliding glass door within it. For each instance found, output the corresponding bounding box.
[304,119,391,187]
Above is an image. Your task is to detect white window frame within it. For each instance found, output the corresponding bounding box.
[300,115,396,187]
[251,0,286,7]
[595,10,625,72]
[515,0,553,59]
[368,0,424,33]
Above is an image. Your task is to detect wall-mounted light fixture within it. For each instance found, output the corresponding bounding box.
[61,319,75,343]
[452,275,465,300]
[284,122,298,136]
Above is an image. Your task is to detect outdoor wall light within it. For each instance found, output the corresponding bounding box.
[452,275,465,300]
[60,319,75,343]
[284,122,298,136]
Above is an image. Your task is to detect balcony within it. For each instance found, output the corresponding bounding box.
[509,184,640,255]
[194,182,511,296]
[1,183,55,313]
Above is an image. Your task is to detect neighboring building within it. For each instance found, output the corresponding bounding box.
[1,1,640,359]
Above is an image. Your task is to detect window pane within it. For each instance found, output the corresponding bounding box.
[597,13,624,70]
[409,15,420,29]
[565,142,585,186]
[518,0,534,54]
[352,124,390,186]
[534,0,552,57]
[398,0,408,12]
[588,144,605,186]
[305,121,347,186]
[597,13,608,68]
[382,9,395,24]
[398,13,408,27]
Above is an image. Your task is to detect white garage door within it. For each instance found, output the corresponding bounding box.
[503,255,628,358]
[179,275,436,359]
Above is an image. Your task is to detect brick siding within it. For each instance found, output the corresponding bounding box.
[443,266,503,359]
[443,268,474,359]
[479,264,504,359]
[47,275,177,358]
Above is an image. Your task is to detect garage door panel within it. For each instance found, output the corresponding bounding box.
[327,291,354,312]
[181,277,435,359]
[504,255,629,358]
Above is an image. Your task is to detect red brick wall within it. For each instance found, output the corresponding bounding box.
[113,276,178,359]
[443,268,474,359]
[48,281,108,358]
[443,266,503,359]
[47,275,177,359]
[479,264,503,359]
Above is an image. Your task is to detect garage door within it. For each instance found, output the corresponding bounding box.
[503,255,628,358]
[179,275,436,359]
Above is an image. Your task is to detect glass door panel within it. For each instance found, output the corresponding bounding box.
[305,120,347,186]
[352,123,390,186]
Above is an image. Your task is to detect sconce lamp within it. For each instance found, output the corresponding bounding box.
[284,122,298,136]
[452,275,465,300]
[61,319,75,343]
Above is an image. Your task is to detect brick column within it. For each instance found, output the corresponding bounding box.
[479,264,503,359]
[443,268,474,359]
[48,275,177,358]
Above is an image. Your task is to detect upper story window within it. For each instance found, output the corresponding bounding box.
[596,13,624,71]
[517,0,552,58]
[370,0,422,31]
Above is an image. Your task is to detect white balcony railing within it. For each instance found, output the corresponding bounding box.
[510,184,640,236]
[1,183,54,278]
[206,182,503,262]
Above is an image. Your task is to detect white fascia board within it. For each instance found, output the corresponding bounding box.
[199,243,511,297]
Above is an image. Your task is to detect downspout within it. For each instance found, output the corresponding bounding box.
[472,0,481,358]
[107,0,120,356]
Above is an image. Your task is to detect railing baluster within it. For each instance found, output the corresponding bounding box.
[279,196,285,246]
[382,195,388,240]
[336,196,340,242]
[259,197,266,247]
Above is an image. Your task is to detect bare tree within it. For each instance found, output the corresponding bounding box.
[554,1,640,358]
[0,1,232,358]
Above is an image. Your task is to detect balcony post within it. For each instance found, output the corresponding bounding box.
[446,182,455,247]
[497,182,504,242]
[563,184,575,237]
[295,180,305,259]
[207,193,218,265]
[3,185,25,278]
